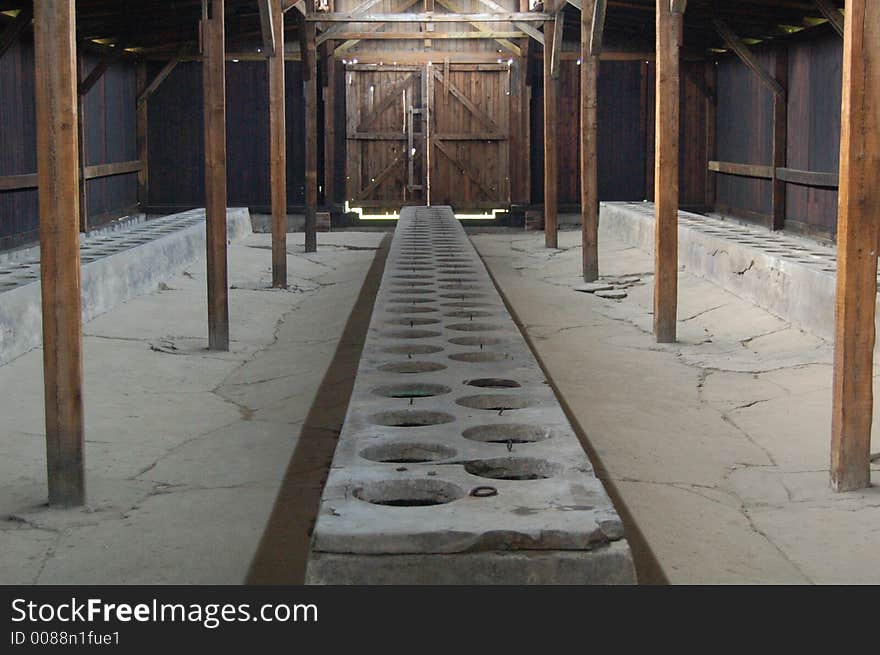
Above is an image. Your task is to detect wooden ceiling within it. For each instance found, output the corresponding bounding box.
[0,0,847,57]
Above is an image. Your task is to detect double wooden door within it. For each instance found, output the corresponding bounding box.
[345,62,510,212]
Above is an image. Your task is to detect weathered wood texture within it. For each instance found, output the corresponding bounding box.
[831,0,880,492]
[581,0,599,281]
[270,0,287,288]
[202,0,229,351]
[431,64,510,209]
[304,20,317,252]
[33,0,85,506]
[543,16,558,248]
[653,0,681,344]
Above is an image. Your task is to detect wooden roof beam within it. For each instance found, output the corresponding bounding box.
[306,12,552,22]
[813,0,843,37]
[258,0,276,57]
[0,4,31,58]
[713,18,786,98]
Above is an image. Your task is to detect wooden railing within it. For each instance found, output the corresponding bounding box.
[709,160,839,189]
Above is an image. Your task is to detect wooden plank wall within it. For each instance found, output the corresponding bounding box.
[532,59,706,209]
[714,29,842,237]
[145,60,307,213]
[786,31,842,238]
[715,47,777,224]
[82,52,138,226]
[0,32,38,250]
[0,34,139,250]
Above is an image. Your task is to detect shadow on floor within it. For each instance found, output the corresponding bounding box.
[245,234,391,584]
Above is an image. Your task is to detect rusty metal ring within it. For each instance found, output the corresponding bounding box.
[469,485,499,498]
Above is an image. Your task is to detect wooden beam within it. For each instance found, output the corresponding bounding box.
[771,47,787,230]
[306,12,551,21]
[323,42,336,210]
[325,30,525,39]
[581,0,599,281]
[0,173,38,191]
[713,19,786,99]
[304,20,318,253]
[0,5,32,59]
[550,8,563,79]
[137,43,190,104]
[258,0,276,57]
[333,0,425,57]
[814,0,843,38]
[270,0,286,288]
[653,0,682,343]
[33,0,85,507]
[202,0,230,351]
[136,63,149,206]
[317,0,388,45]
[78,42,127,96]
[434,0,522,56]
[83,160,143,179]
[590,0,606,56]
[775,167,838,188]
[469,0,545,44]
[543,11,558,249]
[76,52,88,232]
[708,160,773,179]
[831,0,879,492]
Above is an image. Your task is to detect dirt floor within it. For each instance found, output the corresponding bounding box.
[472,225,880,584]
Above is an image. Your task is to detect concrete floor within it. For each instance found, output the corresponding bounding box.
[472,225,880,584]
[0,231,387,584]
[4,220,879,585]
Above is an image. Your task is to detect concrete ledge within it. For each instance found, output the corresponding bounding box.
[601,202,841,341]
[0,207,251,365]
[307,541,635,585]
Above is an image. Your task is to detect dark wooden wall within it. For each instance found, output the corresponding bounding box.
[146,60,306,213]
[0,33,38,250]
[0,34,139,250]
[82,52,138,226]
[713,29,842,237]
[714,47,776,223]
[532,59,651,206]
[531,58,709,210]
[785,31,841,237]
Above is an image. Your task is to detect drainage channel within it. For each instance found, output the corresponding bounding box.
[306,205,635,584]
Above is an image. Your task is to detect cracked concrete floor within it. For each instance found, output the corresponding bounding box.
[472,226,880,584]
[0,231,386,584]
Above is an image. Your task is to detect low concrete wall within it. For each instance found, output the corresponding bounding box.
[600,202,841,341]
[0,207,251,365]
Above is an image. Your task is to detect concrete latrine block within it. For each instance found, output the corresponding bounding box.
[316,211,331,232]
[525,210,544,231]
[305,205,635,585]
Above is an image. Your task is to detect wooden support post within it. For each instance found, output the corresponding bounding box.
[136,62,149,208]
[831,0,880,492]
[304,21,318,253]
[653,0,683,343]
[33,0,85,507]
[202,0,230,351]
[270,0,287,288]
[543,6,558,249]
[771,47,788,231]
[581,0,599,281]
[323,42,335,211]
[76,51,89,233]
[705,59,716,209]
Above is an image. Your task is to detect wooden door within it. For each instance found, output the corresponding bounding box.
[345,64,426,210]
[430,63,510,210]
